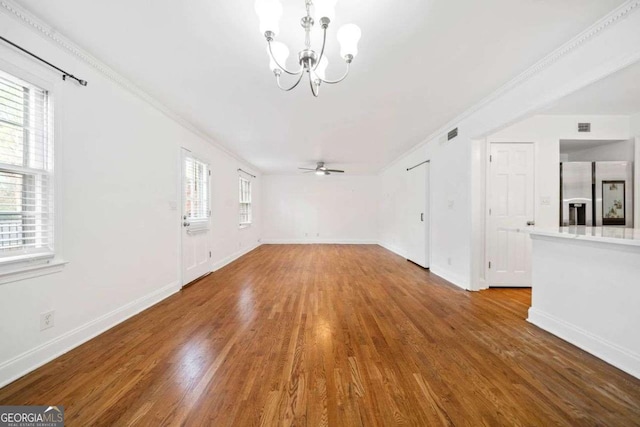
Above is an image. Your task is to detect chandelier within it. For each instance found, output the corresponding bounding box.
[254,0,362,97]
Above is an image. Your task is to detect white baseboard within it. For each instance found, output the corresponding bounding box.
[378,243,469,291]
[429,265,469,290]
[261,239,378,245]
[377,242,407,259]
[0,280,180,388]
[211,243,261,272]
[528,307,640,379]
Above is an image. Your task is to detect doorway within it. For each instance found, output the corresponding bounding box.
[486,143,535,287]
[180,148,212,287]
[406,161,430,268]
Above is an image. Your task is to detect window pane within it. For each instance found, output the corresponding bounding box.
[0,71,53,259]
[0,122,25,166]
[239,176,252,224]
[184,156,209,221]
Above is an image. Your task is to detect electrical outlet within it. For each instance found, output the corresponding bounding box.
[40,311,55,331]
[316,233,320,237]
[305,233,308,237]
[447,257,452,266]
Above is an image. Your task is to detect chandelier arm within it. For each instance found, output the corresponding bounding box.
[276,71,305,91]
[313,28,328,71]
[309,71,320,97]
[267,41,304,76]
[319,62,351,84]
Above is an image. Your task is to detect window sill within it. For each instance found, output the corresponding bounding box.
[0,259,68,286]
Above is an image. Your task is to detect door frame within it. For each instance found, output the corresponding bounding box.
[484,141,536,287]
[178,146,212,288]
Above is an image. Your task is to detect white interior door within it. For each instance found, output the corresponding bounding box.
[487,143,535,287]
[181,148,212,286]
[406,162,430,268]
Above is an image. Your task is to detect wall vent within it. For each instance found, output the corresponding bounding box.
[578,122,591,133]
[447,128,458,141]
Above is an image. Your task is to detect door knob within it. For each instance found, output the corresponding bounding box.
[526,221,535,226]
[183,221,190,227]
[421,213,424,222]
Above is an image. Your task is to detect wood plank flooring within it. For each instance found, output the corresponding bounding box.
[1,245,639,426]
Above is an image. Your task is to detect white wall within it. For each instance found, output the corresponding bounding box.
[0,11,261,386]
[565,139,635,162]
[632,113,640,135]
[529,234,640,379]
[487,115,632,230]
[378,138,471,287]
[381,6,640,290]
[633,113,640,227]
[262,175,378,243]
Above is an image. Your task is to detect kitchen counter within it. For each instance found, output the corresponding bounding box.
[525,226,640,379]
[527,226,640,247]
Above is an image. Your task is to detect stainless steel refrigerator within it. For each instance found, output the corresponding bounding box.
[560,161,634,227]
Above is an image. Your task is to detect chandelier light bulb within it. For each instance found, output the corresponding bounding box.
[315,56,329,80]
[314,0,338,22]
[255,0,283,35]
[257,0,360,96]
[337,24,361,59]
[267,41,290,71]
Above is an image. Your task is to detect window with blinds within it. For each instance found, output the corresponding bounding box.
[184,156,210,224]
[239,177,252,226]
[0,70,53,262]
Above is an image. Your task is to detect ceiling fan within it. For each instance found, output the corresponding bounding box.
[299,161,345,175]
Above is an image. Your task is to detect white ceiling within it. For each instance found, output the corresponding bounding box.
[15,0,627,174]
[543,60,640,116]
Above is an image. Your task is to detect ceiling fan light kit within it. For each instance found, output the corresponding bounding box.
[298,162,345,175]
[255,0,361,97]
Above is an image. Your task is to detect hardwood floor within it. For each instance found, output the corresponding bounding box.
[1,245,639,426]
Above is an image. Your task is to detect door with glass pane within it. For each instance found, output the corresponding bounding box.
[181,148,211,286]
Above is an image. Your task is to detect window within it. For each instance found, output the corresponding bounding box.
[0,69,53,264]
[183,155,210,228]
[239,176,252,226]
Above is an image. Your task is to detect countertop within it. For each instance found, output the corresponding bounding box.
[505,226,640,247]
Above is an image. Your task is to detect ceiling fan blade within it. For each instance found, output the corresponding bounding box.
[298,168,316,171]
[326,169,345,173]
[303,170,316,173]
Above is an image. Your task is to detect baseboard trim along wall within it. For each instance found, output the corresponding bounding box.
[212,243,262,272]
[428,265,469,291]
[0,280,181,388]
[377,242,407,259]
[0,244,264,388]
[378,242,469,291]
[261,239,378,245]
[528,307,640,379]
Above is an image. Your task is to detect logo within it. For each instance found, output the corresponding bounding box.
[0,406,64,427]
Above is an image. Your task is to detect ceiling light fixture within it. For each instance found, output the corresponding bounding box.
[255,0,361,97]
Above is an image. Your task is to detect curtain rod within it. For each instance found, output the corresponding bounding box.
[406,160,430,171]
[0,36,88,86]
[238,168,256,178]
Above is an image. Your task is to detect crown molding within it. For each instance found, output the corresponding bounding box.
[381,0,640,173]
[0,0,261,173]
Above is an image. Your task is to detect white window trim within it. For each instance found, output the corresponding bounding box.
[0,58,66,285]
[239,176,252,228]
